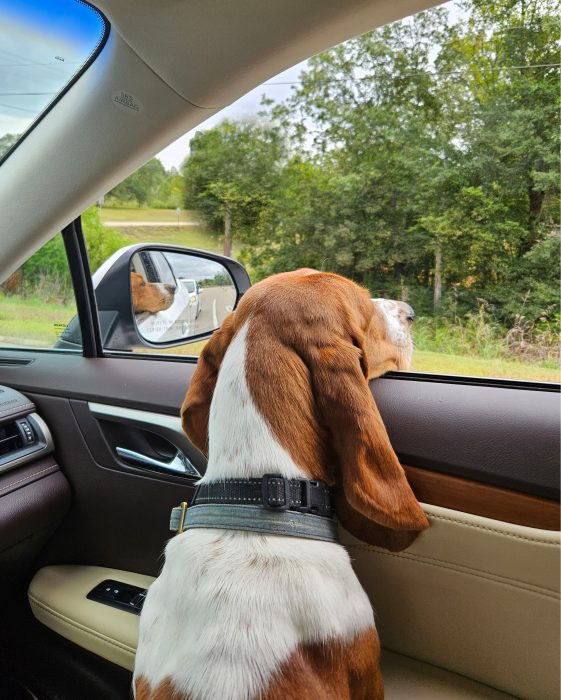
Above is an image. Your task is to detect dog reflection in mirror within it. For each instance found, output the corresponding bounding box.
[131,271,175,314]
[134,269,429,700]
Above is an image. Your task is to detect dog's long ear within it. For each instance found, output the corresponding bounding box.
[181,312,236,455]
[310,330,429,551]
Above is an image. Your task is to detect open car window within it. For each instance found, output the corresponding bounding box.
[80,0,559,383]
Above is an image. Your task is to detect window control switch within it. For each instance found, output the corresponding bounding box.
[87,579,147,615]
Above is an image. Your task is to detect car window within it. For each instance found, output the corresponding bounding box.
[0,0,107,165]
[0,233,81,351]
[85,0,559,381]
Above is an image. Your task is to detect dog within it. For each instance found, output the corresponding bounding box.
[131,271,175,314]
[134,269,429,700]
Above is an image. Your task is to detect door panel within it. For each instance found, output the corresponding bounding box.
[1,351,558,497]
[0,350,558,700]
[29,565,154,671]
[341,505,560,700]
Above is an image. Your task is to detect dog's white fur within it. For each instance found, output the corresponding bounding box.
[134,320,374,700]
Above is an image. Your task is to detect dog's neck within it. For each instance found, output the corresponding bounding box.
[200,321,309,484]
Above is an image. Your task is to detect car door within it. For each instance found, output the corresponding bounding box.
[0,214,558,700]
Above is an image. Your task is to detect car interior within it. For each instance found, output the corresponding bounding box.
[0,0,559,699]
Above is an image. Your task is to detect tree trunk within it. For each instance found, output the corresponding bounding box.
[528,186,545,247]
[400,276,409,302]
[223,207,232,257]
[433,239,442,311]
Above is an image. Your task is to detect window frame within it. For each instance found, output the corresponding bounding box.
[57,215,559,393]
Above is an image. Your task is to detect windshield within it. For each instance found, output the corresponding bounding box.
[0,0,107,163]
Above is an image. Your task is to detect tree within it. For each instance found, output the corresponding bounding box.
[107,158,169,207]
[0,133,20,158]
[182,120,284,256]
[246,0,559,323]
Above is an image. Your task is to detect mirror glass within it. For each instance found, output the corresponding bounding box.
[130,251,236,343]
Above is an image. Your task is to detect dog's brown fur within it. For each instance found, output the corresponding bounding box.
[182,269,428,551]
[131,271,174,314]
[138,269,428,700]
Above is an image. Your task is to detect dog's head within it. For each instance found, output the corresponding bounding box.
[131,271,175,314]
[182,269,428,551]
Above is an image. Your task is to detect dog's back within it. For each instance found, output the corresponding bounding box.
[134,270,428,700]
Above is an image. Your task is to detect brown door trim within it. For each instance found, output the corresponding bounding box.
[405,465,560,531]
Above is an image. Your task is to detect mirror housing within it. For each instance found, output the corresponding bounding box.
[56,245,251,351]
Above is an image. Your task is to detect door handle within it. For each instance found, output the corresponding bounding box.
[116,446,201,478]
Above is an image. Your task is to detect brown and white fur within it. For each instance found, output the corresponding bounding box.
[131,271,175,314]
[134,269,429,700]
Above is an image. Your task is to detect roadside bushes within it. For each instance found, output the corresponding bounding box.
[1,206,128,304]
[414,307,559,367]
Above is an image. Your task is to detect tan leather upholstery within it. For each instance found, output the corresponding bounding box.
[341,503,560,700]
[28,503,560,698]
[382,650,516,699]
[27,563,519,697]
[28,565,154,671]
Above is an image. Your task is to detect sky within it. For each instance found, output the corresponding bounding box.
[156,61,306,171]
[156,0,461,171]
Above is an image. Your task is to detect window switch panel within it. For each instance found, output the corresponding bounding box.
[87,579,147,615]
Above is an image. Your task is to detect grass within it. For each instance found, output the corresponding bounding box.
[411,350,559,383]
[100,207,199,223]
[0,294,76,347]
[117,225,223,253]
[98,206,234,254]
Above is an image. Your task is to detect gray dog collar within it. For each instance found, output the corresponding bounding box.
[170,503,339,543]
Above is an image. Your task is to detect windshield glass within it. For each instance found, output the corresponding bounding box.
[0,0,107,163]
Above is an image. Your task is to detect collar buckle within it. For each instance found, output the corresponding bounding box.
[262,474,290,510]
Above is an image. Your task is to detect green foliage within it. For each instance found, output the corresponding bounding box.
[82,206,129,274]
[106,159,183,208]
[21,234,71,303]
[234,0,559,343]
[0,132,19,158]
[16,206,128,303]
[182,120,285,253]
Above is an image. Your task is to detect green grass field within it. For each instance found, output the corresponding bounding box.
[0,295,76,347]
[117,225,223,252]
[100,207,200,223]
[411,350,559,382]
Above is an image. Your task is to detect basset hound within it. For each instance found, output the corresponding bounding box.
[134,269,429,700]
[131,271,175,314]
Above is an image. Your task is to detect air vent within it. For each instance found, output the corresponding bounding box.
[0,422,23,457]
[0,357,34,366]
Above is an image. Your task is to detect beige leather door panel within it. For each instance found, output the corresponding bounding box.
[28,507,559,699]
[341,504,560,700]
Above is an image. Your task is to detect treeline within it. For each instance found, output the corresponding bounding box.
[105,159,183,209]
[181,0,560,335]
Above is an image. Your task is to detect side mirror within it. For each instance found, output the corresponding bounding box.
[57,245,251,351]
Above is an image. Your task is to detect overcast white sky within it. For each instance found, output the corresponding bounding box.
[156,0,460,170]
[156,61,306,170]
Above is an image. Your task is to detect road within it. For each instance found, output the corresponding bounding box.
[103,221,202,227]
[159,286,235,342]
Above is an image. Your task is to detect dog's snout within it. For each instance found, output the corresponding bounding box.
[405,304,415,322]
[164,283,176,293]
